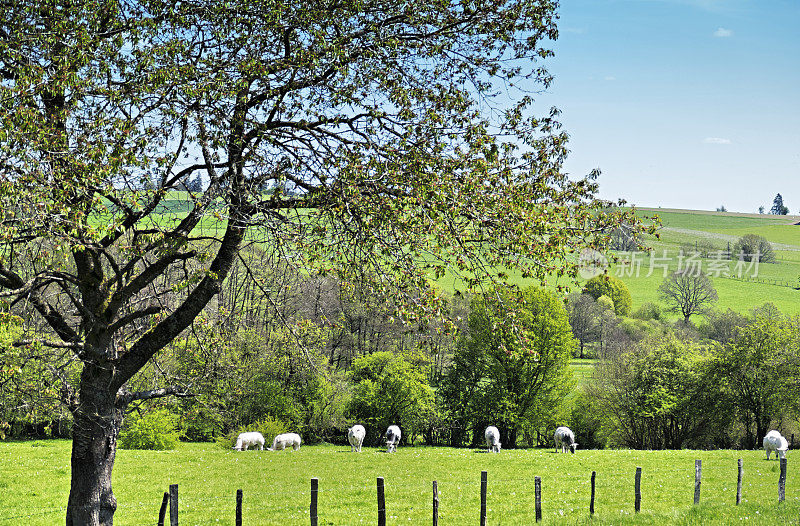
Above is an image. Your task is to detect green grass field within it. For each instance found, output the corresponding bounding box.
[1,441,798,525]
[435,208,800,316]
[620,208,800,316]
[149,198,800,317]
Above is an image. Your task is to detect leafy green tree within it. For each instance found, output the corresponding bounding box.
[733,234,775,263]
[702,308,748,344]
[443,286,575,447]
[0,2,645,522]
[347,351,434,444]
[583,275,632,316]
[589,336,728,449]
[713,313,800,448]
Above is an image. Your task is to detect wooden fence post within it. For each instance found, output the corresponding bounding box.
[634,467,642,513]
[694,459,701,505]
[779,458,787,503]
[235,489,243,526]
[169,484,178,526]
[535,476,542,523]
[480,471,487,526]
[432,480,439,526]
[311,478,318,526]
[736,459,743,505]
[157,492,169,526]
[377,477,386,526]
[590,471,596,515]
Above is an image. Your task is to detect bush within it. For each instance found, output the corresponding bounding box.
[596,294,614,312]
[733,234,775,263]
[215,417,290,450]
[567,391,606,449]
[118,409,180,450]
[583,275,632,316]
[632,302,661,321]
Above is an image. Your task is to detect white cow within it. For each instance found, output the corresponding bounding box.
[233,431,265,451]
[269,432,302,451]
[348,425,366,452]
[554,426,578,454]
[384,425,401,453]
[763,430,789,460]
[485,426,501,453]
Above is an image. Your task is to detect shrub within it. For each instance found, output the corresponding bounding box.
[118,409,180,450]
[632,302,661,321]
[596,294,614,312]
[583,275,632,316]
[215,417,290,450]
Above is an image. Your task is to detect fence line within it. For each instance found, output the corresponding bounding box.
[0,457,793,522]
[150,458,792,524]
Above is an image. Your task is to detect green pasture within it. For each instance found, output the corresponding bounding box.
[96,198,800,316]
[613,209,800,315]
[1,441,798,525]
[570,358,597,388]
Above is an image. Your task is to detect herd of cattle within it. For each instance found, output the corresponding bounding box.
[233,426,789,458]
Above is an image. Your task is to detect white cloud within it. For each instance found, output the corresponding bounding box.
[604,76,617,81]
[714,27,733,37]
[704,137,732,144]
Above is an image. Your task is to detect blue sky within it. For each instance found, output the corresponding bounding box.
[537,0,799,213]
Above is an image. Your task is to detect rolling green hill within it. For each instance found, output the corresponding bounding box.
[621,208,800,315]
[437,207,800,316]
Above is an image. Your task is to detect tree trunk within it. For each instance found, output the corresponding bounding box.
[66,364,125,526]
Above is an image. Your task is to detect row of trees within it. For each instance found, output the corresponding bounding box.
[8,256,797,455]
[588,306,800,450]
[1,273,578,450]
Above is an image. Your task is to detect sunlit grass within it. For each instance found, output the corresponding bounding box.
[1,441,798,525]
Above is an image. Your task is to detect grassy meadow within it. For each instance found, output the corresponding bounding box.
[618,208,800,315]
[145,196,800,316]
[435,207,800,316]
[2,440,799,525]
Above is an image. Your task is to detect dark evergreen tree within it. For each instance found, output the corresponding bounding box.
[771,193,789,215]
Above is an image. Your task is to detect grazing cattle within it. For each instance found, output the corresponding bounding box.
[269,432,302,451]
[485,426,501,453]
[384,425,401,453]
[763,430,789,460]
[233,431,265,451]
[348,425,366,452]
[554,426,578,454]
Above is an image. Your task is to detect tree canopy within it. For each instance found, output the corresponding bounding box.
[442,285,575,447]
[713,314,800,448]
[582,275,632,316]
[0,1,645,523]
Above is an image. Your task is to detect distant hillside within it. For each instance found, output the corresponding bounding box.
[614,207,800,315]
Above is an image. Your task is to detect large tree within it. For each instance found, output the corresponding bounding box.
[770,193,789,215]
[442,285,576,448]
[589,336,728,449]
[658,270,718,323]
[0,1,644,523]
